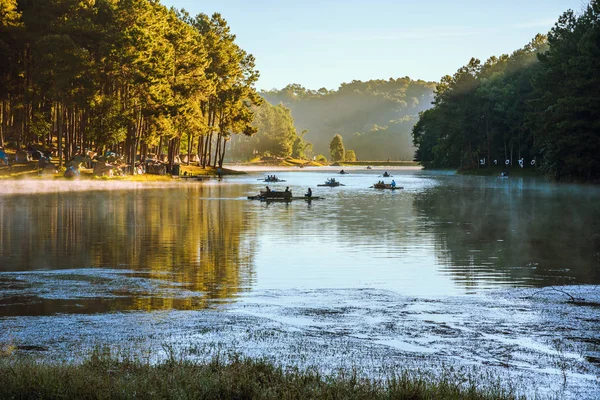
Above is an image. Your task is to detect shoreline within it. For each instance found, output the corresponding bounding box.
[2,285,599,399]
[0,161,423,181]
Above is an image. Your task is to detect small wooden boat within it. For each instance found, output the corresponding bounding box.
[248,191,323,201]
[371,183,403,190]
[181,175,205,181]
[317,179,345,187]
[259,176,286,182]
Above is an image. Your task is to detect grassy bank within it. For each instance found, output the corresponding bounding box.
[336,160,421,167]
[0,162,243,181]
[242,157,324,167]
[0,352,517,400]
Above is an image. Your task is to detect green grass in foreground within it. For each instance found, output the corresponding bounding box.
[0,351,518,400]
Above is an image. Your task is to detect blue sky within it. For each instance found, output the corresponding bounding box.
[161,0,586,91]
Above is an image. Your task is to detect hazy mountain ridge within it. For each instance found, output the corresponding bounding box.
[261,78,436,160]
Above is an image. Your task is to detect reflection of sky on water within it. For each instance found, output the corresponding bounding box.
[255,235,456,295]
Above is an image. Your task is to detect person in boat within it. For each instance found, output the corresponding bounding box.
[265,186,271,192]
[340,169,345,174]
[383,171,390,177]
[391,179,396,187]
[285,186,290,193]
[305,188,312,198]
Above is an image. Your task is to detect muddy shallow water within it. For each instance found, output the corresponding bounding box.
[1,168,599,398]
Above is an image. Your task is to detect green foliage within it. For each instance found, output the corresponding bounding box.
[329,134,345,162]
[0,0,260,170]
[262,78,436,161]
[315,154,327,163]
[412,1,600,182]
[292,129,312,159]
[530,2,600,181]
[229,100,312,160]
[344,149,357,162]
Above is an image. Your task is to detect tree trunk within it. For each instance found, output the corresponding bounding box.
[0,100,4,147]
[197,134,204,166]
[486,114,491,168]
[219,136,227,168]
[157,136,163,160]
[57,102,63,168]
[186,133,193,165]
[205,132,212,167]
[213,132,221,168]
[168,138,175,170]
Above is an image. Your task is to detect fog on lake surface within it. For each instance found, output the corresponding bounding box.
[1,168,599,399]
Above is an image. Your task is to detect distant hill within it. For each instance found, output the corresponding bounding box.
[261,78,436,161]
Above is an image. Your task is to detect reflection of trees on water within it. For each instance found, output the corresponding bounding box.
[413,180,600,288]
[0,186,257,313]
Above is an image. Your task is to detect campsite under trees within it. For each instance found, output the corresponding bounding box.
[0,0,261,170]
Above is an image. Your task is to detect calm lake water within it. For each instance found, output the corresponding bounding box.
[1,168,600,398]
[1,167,598,315]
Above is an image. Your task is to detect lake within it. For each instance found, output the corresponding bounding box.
[1,167,599,398]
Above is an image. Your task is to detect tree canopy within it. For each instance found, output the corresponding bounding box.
[329,134,345,162]
[0,0,261,171]
[412,1,600,182]
[228,99,311,161]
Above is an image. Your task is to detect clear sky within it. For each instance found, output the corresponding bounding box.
[160,0,586,91]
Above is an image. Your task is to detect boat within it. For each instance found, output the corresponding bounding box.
[259,176,286,182]
[338,170,349,175]
[371,182,403,190]
[181,175,205,181]
[248,191,323,201]
[366,166,372,170]
[317,178,345,187]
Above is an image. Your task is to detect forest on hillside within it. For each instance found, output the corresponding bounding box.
[261,78,436,161]
[412,1,600,182]
[227,100,311,162]
[0,0,261,170]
